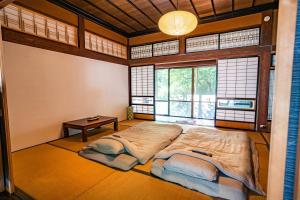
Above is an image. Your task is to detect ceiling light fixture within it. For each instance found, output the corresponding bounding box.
[158,1,198,36]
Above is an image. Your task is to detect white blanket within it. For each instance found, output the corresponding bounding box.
[153,127,265,195]
[101,122,182,164]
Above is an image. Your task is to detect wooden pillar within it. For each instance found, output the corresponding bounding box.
[256,9,273,131]
[179,36,185,55]
[78,15,85,49]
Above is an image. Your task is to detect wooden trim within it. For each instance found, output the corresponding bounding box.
[129,46,266,66]
[0,0,15,9]
[14,0,78,26]
[0,24,14,193]
[267,0,298,199]
[215,120,255,130]
[257,49,271,131]
[261,9,273,46]
[2,28,128,65]
[78,15,85,49]
[156,60,217,68]
[134,113,155,120]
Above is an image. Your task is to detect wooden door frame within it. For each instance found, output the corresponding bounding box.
[267,0,298,199]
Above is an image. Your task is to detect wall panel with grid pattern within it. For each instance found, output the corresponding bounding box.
[130,66,154,115]
[0,4,77,46]
[216,57,259,128]
[220,28,260,49]
[153,40,179,56]
[131,45,152,59]
[85,31,127,59]
[186,34,219,53]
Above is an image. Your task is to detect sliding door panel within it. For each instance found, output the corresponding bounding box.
[193,67,216,119]
[155,69,168,115]
[170,68,192,117]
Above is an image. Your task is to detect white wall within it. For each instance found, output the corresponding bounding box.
[2,42,129,151]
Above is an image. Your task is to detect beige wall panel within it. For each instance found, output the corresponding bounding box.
[3,42,129,151]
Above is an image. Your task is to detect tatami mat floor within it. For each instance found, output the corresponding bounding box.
[12,120,269,200]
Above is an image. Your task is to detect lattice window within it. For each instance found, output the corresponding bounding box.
[186,34,219,53]
[0,4,77,46]
[217,57,258,99]
[153,40,179,56]
[220,28,260,49]
[216,109,255,123]
[130,45,152,59]
[131,65,154,114]
[84,31,127,59]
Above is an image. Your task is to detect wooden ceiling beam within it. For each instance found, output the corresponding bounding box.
[168,0,177,10]
[106,0,148,30]
[127,0,157,25]
[189,0,200,17]
[147,0,163,15]
[0,0,14,9]
[211,0,217,16]
[47,0,129,36]
[82,0,138,31]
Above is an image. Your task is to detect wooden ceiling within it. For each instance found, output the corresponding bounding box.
[49,0,278,37]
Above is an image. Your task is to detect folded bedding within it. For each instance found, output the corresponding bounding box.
[79,121,183,170]
[151,127,265,200]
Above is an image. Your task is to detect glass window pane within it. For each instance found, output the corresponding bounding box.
[217,99,256,110]
[170,101,191,117]
[170,68,192,101]
[268,69,275,120]
[194,67,216,102]
[194,102,215,119]
[155,101,168,115]
[155,69,168,100]
[132,97,153,105]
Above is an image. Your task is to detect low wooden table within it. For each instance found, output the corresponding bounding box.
[63,116,118,142]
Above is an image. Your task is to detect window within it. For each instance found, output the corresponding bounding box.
[131,66,154,114]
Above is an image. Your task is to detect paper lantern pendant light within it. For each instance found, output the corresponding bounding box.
[158,10,198,36]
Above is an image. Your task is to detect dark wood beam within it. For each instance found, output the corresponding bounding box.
[232,0,235,11]
[0,0,14,9]
[199,2,278,24]
[47,0,129,37]
[2,28,128,65]
[106,0,148,30]
[127,0,157,25]
[148,0,163,15]
[211,0,216,16]
[129,46,268,66]
[189,0,200,17]
[78,15,85,49]
[168,0,177,10]
[252,0,256,7]
[82,0,138,31]
[261,9,273,46]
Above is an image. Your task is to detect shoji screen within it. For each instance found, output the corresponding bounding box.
[216,57,259,130]
[130,65,154,120]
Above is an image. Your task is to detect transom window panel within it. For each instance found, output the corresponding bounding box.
[85,31,127,59]
[131,45,152,59]
[132,105,154,114]
[131,66,154,96]
[220,28,260,49]
[216,109,255,123]
[0,4,77,46]
[217,57,258,99]
[12,3,78,45]
[153,40,179,57]
[186,34,219,53]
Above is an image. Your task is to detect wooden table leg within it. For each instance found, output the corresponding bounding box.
[63,126,69,138]
[114,120,118,131]
[82,128,88,142]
